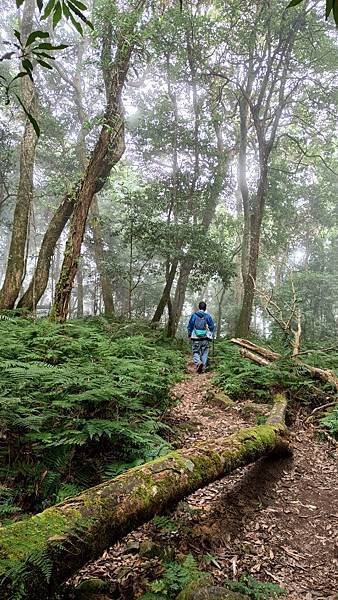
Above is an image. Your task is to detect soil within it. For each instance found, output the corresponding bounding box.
[71,364,338,600]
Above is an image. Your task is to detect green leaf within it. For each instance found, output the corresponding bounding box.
[13,30,22,44]
[68,0,88,10]
[69,12,83,35]
[68,1,93,28]
[35,42,68,50]
[286,0,303,6]
[15,94,40,137]
[53,1,62,27]
[32,51,55,60]
[62,0,71,18]
[26,30,50,47]
[22,58,34,80]
[15,0,25,6]
[42,0,56,20]
[36,58,53,70]
[9,71,28,84]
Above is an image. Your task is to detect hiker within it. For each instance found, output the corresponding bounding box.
[187,301,215,373]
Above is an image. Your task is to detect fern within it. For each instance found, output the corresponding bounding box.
[0,317,184,517]
[214,340,337,405]
[140,554,205,599]
[224,574,285,599]
[320,405,338,438]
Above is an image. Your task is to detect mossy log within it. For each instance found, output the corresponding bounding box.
[0,395,288,599]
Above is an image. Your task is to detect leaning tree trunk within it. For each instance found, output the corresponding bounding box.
[51,5,144,322]
[0,0,38,309]
[0,394,288,599]
[17,193,75,310]
[169,256,194,336]
[152,258,179,324]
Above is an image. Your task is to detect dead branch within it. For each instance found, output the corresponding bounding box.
[231,338,338,393]
[239,348,271,366]
[231,337,281,361]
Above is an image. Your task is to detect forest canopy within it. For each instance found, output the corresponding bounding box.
[1,0,336,338]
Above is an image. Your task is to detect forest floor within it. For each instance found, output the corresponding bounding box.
[73,363,338,600]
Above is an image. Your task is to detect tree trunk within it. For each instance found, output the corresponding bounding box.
[216,284,226,339]
[76,260,84,317]
[17,194,75,310]
[231,338,281,361]
[0,395,288,599]
[152,52,180,326]
[152,258,179,324]
[90,197,114,316]
[236,151,268,338]
[51,6,144,322]
[169,257,194,336]
[18,38,91,312]
[0,0,38,309]
[235,15,299,338]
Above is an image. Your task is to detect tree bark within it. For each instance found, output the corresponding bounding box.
[236,147,268,338]
[0,0,38,309]
[51,5,144,322]
[90,197,115,316]
[17,193,75,310]
[216,284,226,339]
[76,260,84,317]
[0,395,288,599]
[17,38,88,312]
[152,258,179,324]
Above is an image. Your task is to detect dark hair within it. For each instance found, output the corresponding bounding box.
[198,301,206,311]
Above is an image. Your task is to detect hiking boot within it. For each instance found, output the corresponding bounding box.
[197,361,203,374]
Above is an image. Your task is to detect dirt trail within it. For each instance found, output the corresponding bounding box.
[73,364,338,600]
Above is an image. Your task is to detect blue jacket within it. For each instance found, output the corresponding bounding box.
[187,310,215,338]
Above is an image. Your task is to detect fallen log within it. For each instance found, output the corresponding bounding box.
[231,338,281,361]
[239,348,271,367]
[231,338,338,392]
[0,395,288,599]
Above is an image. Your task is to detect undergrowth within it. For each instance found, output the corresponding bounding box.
[139,554,206,599]
[320,406,338,438]
[224,573,285,599]
[0,316,185,520]
[214,340,338,436]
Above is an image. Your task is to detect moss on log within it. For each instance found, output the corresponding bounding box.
[0,397,288,599]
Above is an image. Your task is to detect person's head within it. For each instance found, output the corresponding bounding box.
[198,301,206,311]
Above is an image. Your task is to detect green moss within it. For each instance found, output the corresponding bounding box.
[0,504,86,574]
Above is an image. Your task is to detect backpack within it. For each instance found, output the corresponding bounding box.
[193,313,208,338]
